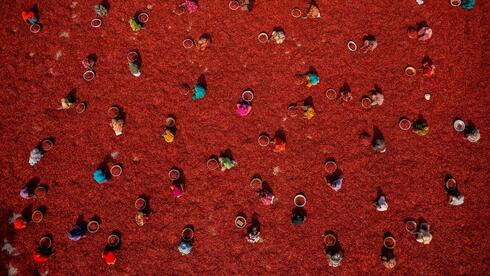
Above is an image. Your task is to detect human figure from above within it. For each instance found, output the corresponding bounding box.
[20,185,35,200]
[306,3,321,18]
[196,34,211,51]
[192,84,206,100]
[219,156,236,171]
[135,208,151,226]
[10,213,27,231]
[303,105,315,119]
[178,234,194,255]
[291,208,307,226]
[82,55,96,71]
[415,223,432,245]
[258,189,276,206]
[417,26,433,41]
[110,117,124,136]
[445,178,464,206]
[236,102,252,116]
[465,128,480,143]
[407,25,432,41]
[447,191,465,206]
[162,128,175,143]
[412,119,429,136]
[361,36,378,53]
[68,224,87,241]
[374,195,388,211]
[421,60,435,77]
[306,71,320,88]
[372,138,386,153]
[325,246,343,267]
[29,147,44,166]
[93,168,109,184]
[246,225,263,243]
[271,136,286,153]
[325,175,343,191]
[370,90,384,106]
[381,250,396,269]
[170,182,184,198]
[271,29,285,44]
[102,249,117,265]
[21,9,38,25]
[33,240,53,263]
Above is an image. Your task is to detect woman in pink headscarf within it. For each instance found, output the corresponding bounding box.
[418,26,432,41]
[185,0,198,13]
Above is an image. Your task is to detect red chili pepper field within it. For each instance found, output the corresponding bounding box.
[0,1,489,274]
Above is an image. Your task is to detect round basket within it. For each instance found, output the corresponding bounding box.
[258,32,269,44]
[32,210,44,223]
[135,198,146,210]
[168,169,181,181]
[399,118,412,131]
[445,178,457,191]
[325,88,337,100]
[107,234,120,247]
[41,140,53,151]
[453,119,465,132]
[34,186,47,198]
[291,8,302,18]
[293,194,307,207]
[383,236,396,249]
[166,117,176,128]
[347,40,357,52]
[405,220,418,233]
[323,234,336,246]
[75,102,86,114]
[287,105,299,117]
[206,158,219,170]
[242,90,254,102]
[127,51,139,63]
[29,23,41,33]
[91,18,102,28]
[173,5,186,15]
[361,97,372,109]
[82,70,96,81]
[182,38,195,49]
[235,216,247,229]
[249,178,263,190]
[229,0,240,10]
[107,106,120,118]
[87,220,100,233]
[405,66,416,77]
[450,0,461,6]
[110,165,123,177]
[39,236,52,249]
[137,12,149,23]
[324,161,337,175]
[182,228,194,241]
[258,135,270,147]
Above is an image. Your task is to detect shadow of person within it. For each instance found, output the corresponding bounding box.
[101,0,111,10]
[340,82,351,94]
[197,74,207,89]
[303,96,314,107]
[307,66,318,76]
[421,55,432,65]
[25,177,41,192]
[66,88,78,103]
[274,128,287,143]
[21,203,34,223]
[363,34,376,42]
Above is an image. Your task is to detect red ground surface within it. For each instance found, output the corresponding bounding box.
[1,0,489,275]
